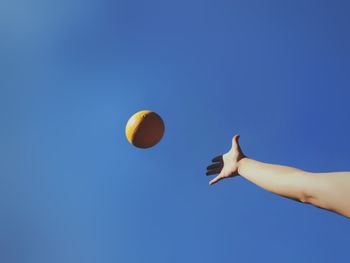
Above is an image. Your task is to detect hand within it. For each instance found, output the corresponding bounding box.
[206,135,246,185]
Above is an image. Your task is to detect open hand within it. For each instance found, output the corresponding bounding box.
[206,135,246,185]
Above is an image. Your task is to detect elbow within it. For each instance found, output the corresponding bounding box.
[298,172,330,209]
[294,172,350,218]
[298,172,318,205]
[299,191,316,204]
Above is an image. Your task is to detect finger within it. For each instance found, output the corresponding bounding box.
[206,168,222,176]
[211,155,223,163]
[209,174,224,185]
[207,163,224,170]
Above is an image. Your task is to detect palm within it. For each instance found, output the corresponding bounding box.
[206,135,245,185]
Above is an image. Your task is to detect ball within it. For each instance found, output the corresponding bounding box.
[125,110,165,149]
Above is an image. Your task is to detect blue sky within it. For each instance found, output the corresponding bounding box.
[1,0,350,262]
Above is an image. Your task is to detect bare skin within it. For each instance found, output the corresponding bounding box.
[206,135,350,219]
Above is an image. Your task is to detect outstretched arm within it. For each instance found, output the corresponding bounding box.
[206,135,350,219]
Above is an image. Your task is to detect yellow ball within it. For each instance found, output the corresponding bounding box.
[125,110,165,149]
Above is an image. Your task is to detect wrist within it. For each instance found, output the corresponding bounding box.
[237,156,248,175]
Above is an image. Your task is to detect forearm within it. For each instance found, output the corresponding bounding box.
[237,158,316,203]
[237,158,350,218]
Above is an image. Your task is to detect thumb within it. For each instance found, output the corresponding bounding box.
[232,134,245,158]
[232,134,240,148]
